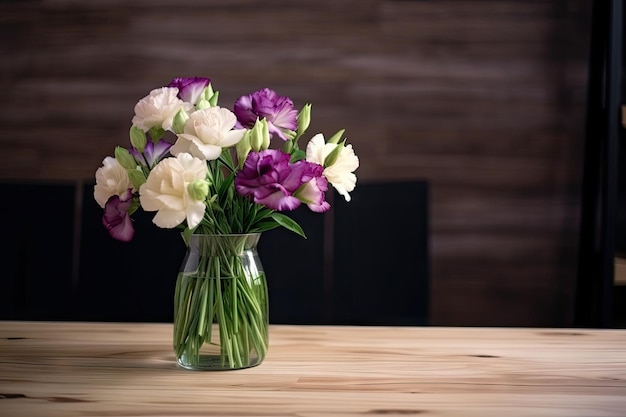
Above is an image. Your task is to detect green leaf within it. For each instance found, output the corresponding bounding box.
[290,149,306,163]
[269,212,306,238]
[252,208,273,224]
[218,173,235,198]
[252,221,282,233]
[182,227,194,245]
[128,200,140,216]
[127,168,147,189]
[148,126,165,141]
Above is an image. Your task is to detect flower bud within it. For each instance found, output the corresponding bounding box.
[261,119,271,150]
[250,118,270,151]
[172,109,189,134]
[323,139,346,168]
[115,146,137,170]
[129,125,147,152]
[187,179,210,201]
[297,104,312,136]
[283,129,297,141]
[196,99,210,110]
[327,129,345,144]
[236,131,252,167]
[208,90,219,107]
[201,84,215,103]
[282,139,293,154]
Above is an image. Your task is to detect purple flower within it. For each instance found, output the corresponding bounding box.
[102,189,134,242]
[234,88,298,141]
[130,139,172,168]
[167,77,210,105]
[235,150,300,211]
[235,149,328,212]
[294,165,330,213]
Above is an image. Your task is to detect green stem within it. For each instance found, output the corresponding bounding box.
[173,234,268,370]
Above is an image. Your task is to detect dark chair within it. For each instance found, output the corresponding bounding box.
[77,182,185,322]
[260,180,430,326]
[575,0,624,328]
[1,178,429,325]
[0,181,77,320]
[332,181,430,325]
[258,205,327,324]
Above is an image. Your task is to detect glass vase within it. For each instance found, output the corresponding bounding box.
[173,233,268,371]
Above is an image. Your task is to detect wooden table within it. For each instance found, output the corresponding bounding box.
[1,321,626,417]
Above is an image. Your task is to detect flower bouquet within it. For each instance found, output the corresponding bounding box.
[93,76,359,369]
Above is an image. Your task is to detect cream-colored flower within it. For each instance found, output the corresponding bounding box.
[306,133,359,202]
[132,87,190,132]
[94,156,133,208]
[170,106,246,161]
[139,153,208,229]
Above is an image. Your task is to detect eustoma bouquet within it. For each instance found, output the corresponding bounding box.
[93,77,359,369]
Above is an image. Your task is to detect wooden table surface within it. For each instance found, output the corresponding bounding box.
[1,321,626,417]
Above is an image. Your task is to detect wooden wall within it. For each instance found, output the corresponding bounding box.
[0,0,592,326]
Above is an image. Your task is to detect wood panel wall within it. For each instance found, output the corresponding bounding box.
[0,0,592,326]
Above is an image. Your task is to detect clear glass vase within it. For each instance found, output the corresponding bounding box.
[173,233,268,371]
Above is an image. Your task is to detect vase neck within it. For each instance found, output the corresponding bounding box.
[185,233,261,255]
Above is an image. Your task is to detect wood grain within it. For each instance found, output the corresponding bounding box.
[1,321,626,417]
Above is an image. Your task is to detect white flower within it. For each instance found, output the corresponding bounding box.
[306,133,359,202]
[94,156,133,208]
[132,87,191,132]
[170,106,246,161]
[139,153,208,229]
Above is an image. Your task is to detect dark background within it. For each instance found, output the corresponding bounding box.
[0,0,615,327]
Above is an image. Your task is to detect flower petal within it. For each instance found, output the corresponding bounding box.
[167,77,210,104]
[152,208,186,229]
[139,153,208,229]
[233,88,298,140]
[256,192,301,212]
[101,193,135,242]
